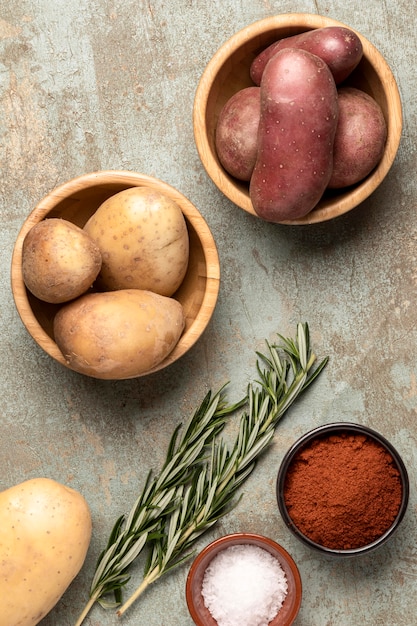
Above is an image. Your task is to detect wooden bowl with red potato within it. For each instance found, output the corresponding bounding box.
[193,13,402,224]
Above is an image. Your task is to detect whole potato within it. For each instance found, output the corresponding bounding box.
[328,86,387,188]
[250,26,363,86]
[84,187,189,297]
[215,86,261,181]
[22,218,102,303]
[0,477,92,626]
[53,289,185,379]
[250,48,339,222]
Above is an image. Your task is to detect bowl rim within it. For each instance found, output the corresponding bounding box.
[276,421,410,556]
[193,12,403,225]
[185,532,302,626]
[10,170,220,378]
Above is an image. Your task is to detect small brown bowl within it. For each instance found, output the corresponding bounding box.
[193,13,402,224]
[11,170,220,379]
[186,533,302,625]
[276,422,409,556]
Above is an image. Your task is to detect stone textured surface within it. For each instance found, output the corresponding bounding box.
[1,1,416,625]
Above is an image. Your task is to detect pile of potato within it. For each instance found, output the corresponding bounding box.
[215,26,388,223]
[22,187,190,379]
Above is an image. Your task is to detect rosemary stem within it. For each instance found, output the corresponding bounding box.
[116,565,162,617]
[216,464,239,495]
[175,514,201,548]
[73,594,99,626]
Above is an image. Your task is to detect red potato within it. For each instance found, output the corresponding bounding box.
[215,86,261,181]
[328,87,387,188]
[250,48,339,223]
[250,26,363,86]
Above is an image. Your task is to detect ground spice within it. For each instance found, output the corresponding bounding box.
[201,544,288,626]
[283,432,403,550]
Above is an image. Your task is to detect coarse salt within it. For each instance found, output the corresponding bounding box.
[201,543,288,626]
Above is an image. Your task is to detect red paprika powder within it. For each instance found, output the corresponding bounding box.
[283,432,403,550]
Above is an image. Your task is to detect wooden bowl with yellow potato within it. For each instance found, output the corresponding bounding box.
[11,170,220,379]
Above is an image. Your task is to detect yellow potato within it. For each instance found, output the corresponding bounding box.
[22,218,102,303]
[0,477,92,626]
[84,187,189,296]
[53,288,185,379]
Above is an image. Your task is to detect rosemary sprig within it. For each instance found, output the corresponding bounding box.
[74,388,244,626]
[116,322,328,617]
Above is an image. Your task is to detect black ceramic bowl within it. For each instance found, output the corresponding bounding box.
[276,422,409,556]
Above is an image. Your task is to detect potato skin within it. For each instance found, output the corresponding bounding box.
[22,218,102,303]
[250,26,363,86]
[328,87,387,188]
[0,477,92,626]
[84,187,189,297]
[250,48,339,222]
[215,86,261,181]
[53,289,185,379]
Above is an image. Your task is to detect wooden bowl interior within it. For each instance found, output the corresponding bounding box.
[193,13,402,224]
[186,533,302,626]
[11,171,220,378]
